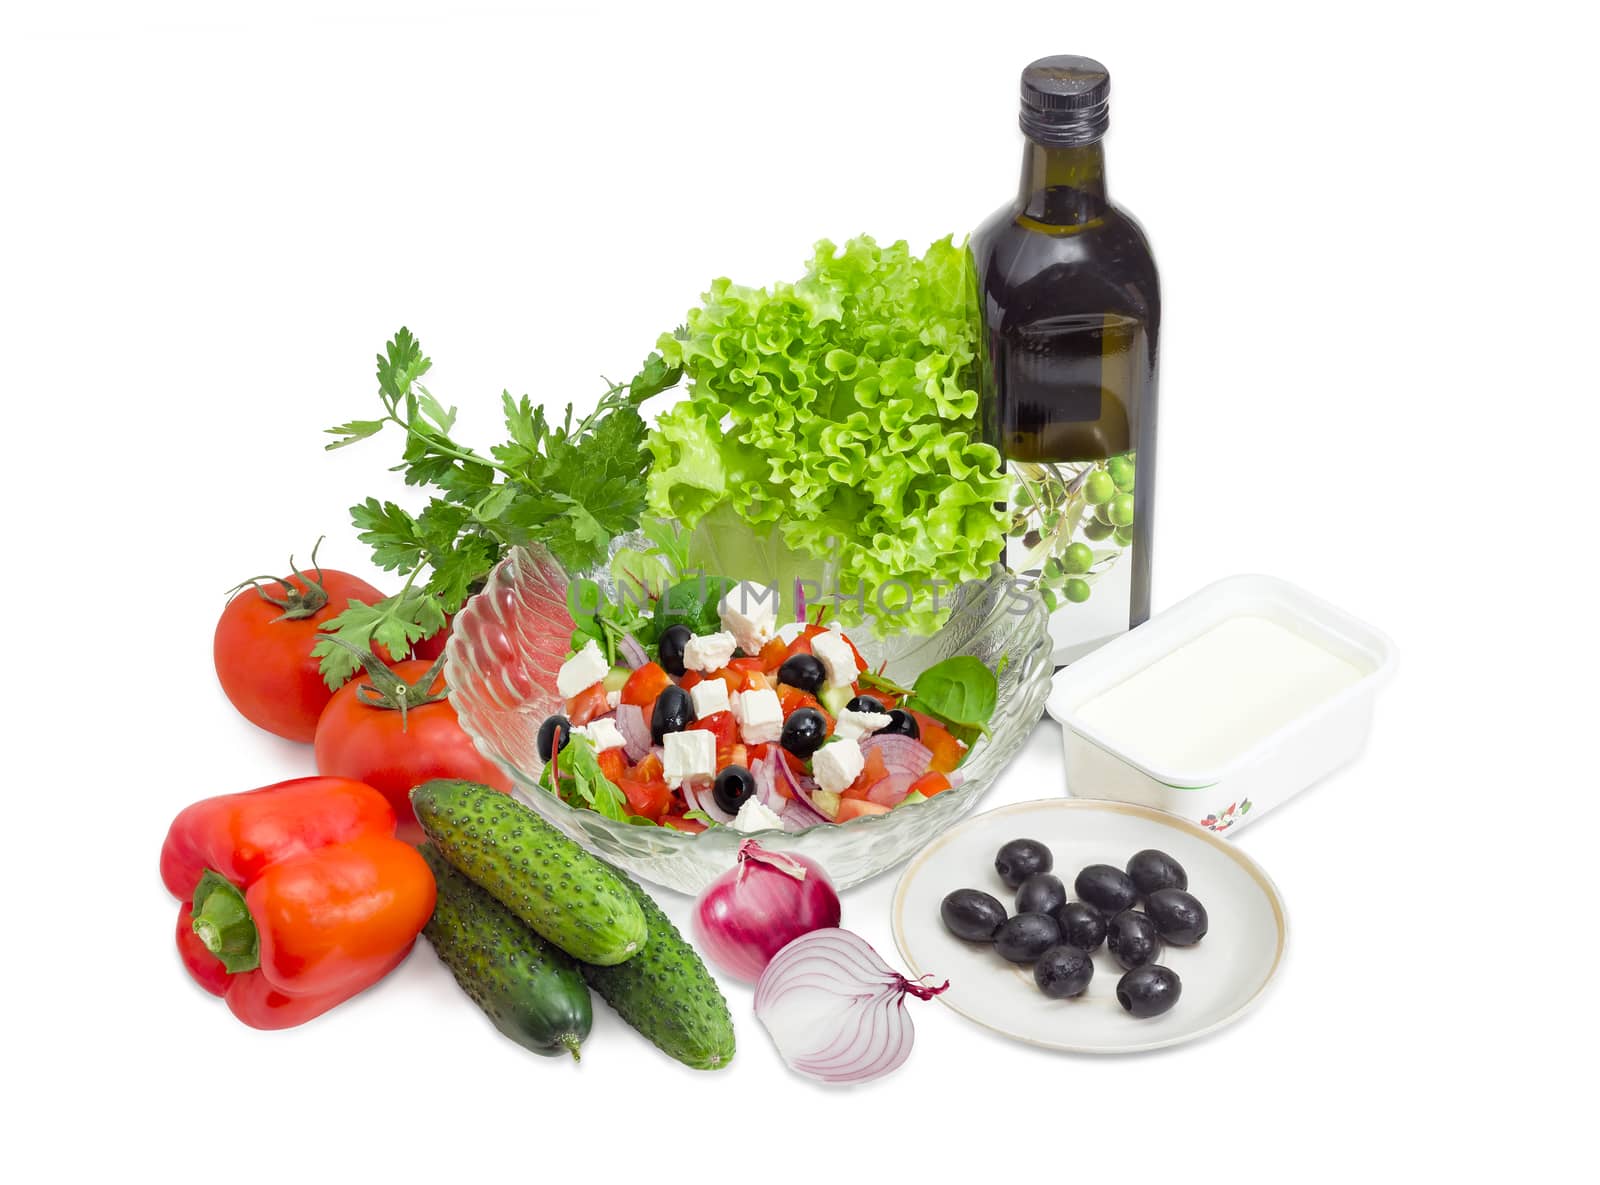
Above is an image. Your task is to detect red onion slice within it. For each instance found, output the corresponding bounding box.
[615,703,651,762]
[859,733,934,776]
[616,632,650,670]
[682,777,734,825]
[754,928,947,1084]
[750,758,784,812]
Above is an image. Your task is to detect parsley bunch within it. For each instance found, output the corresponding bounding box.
[313,328,681,685]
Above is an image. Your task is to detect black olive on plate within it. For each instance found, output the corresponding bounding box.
[1117,964,1182,1018]
[780,707,828,759]
[845,694,886,714]
[1074,864,1138,915]
[657,624,693,677]
[880,708,921,739]
[1144,888,1209,945]
[1054,900,1107,952]
[993,913,1061,964]
[536,714,571,762]
[712,764,756,815]
[940,889,1008,942]
[777,653,826,694]
[1126,849,1188,897]
[1106,910,1163,970]
[995,838,1053,888]
[1015,873,1067,917]
[650,685,693,743]
[1033,945,1095,999]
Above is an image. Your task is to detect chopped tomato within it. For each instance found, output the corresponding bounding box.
[661,813,707,834]
[865,772,916,807]
[619,752,670,820]
[596,748,627,785]
[908,771,952,797]
[837,798,891,821]
[779,623,828,662]
[913,716,966,773]
[758,638,789,670]
[747,742,772,765]
[778,748,807,776]
[564,683,609,726]
[679,670,703,691]
[621,662,673,708]
[777,686,833,732]
[705,668,743,696]
[689,710,738,748]
[842,748,890,799]
[729,656,765,675]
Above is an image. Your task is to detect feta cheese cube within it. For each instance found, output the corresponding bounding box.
[776,621,808,644]
[556,639,608,698]
[683,630,737,674]
[810,630,858,689]
[690,678,731,719]
[733,687,783,744]
[833,709,891,742]
[718,581,779,655]
[731,797,784,833]
[812,738,864,795]
[605,689,621,710]
[662,729,716,789]
[574,717,626,753]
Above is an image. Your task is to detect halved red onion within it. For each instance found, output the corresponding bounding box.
[860,733,933,776]
[754,928,947,1084]
[615,703,651,762]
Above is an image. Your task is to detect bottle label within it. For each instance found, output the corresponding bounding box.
[1006,451,1137,664]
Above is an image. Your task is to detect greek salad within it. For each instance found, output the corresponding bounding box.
[536,578,999,833]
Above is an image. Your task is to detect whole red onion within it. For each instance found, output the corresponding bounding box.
[692,840,842,982]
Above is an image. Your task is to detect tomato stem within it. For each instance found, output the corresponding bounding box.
[191,871,259,974]
[226,538,331,621]
[320,639,449,731]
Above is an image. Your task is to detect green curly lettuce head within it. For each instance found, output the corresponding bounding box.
[647,235,1007,634]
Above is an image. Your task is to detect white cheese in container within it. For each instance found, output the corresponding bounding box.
[1047,575,1395,836]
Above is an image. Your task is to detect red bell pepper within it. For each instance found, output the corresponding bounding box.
[160,776,436,1030]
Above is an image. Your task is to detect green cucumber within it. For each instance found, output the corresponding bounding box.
[602,664,632,694]
[411,780,647,966]
[582,865,736,1071]
[419,844,593,1060]
[818,683,853,717]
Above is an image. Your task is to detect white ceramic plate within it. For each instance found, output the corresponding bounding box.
[891,798,1288,1054]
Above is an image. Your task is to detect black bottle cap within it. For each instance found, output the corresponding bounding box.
[1020,55,1110,146]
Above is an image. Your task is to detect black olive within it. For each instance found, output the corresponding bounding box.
[1126,848,1188,897]
[880,708,920,739]
[780,707,828,759]
[1054,900,1107,952]
[993,913,1061,963]
[650,685,693,742]
[1144,888,1209,945]
[940,889,1008,942]
[1033,945,1094,999]
[658,624,693,677]
[536,714,571,762]
[1106,910,1163,970]
[845,694,886,714]
[712,764,756,815]
[1015,873,1067,917]
[1074,864,1138,915]
[995,838,1053,888]
[1117,964,1182,1018]
[777,653,825,693]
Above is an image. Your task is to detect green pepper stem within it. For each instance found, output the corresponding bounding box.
[191,870,260,974]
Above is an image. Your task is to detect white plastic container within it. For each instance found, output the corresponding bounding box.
[1045,575,1395,836]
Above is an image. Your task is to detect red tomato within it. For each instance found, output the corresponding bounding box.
[564,683,609,725]
[596,748,627,785]
[842,748,890,799]
[213,564,389,742]
[409,618,453,662]
[837,798,890,821]
[777,686,834,734]
[689,711,738,749]
[908,771,952,797]
[621,663,673,708]
[908,713,966,773]
[661,813,707,834]
[779,624,828,662]
[679,670,704,691]
[313,659,512,831]
[758,638,789,670]
[620,753,670,820]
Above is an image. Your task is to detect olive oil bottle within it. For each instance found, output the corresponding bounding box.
[970,55,1159,665]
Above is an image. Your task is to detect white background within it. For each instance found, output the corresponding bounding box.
[4,2,1594,1180]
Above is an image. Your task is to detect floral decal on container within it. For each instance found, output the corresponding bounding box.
[1201,799,1252,832]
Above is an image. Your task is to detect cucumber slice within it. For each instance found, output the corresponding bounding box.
[818,684,853,717]
[602,665,632,694]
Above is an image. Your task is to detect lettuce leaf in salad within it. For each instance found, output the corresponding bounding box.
[538,736,653,826]
[646,235,1008,635]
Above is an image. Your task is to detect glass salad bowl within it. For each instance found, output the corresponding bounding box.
[445,543,1053,894]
